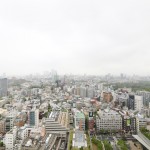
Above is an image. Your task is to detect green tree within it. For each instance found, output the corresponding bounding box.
[0,141,4,147]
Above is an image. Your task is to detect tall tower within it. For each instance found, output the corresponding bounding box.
[0,78,8,97]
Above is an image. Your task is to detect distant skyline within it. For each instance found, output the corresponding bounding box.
[0,0,150,76]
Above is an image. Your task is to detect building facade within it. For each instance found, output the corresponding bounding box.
[96,109,122,132]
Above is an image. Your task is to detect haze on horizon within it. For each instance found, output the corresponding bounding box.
[0,0,150,76]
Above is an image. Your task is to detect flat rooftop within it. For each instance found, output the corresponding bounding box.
[75,112,85,119]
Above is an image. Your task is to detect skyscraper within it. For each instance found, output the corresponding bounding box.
[0,78,8,97]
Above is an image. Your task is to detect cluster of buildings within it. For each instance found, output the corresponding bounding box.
[0,75,150,149]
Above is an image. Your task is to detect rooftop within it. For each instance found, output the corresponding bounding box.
[75,112,85,119]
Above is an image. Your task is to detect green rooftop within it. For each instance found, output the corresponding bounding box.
[76,112,85,118]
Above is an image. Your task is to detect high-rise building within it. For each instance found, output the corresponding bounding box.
[28,109,39,127]
[80,87,87,98]
[127,94,135,110]
[127,95,143,111]
[87,87,95,98]
[134,95,143,111]
[0,78,8,97]
[5,117,15,132]
[137,91,150,106]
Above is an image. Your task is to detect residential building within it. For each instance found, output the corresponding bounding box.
[5,126,17,150]
[74,112,85,130]
[0,118,5,133]
[134,95,143,111]
[45,111,69,137]
[136,115,147,132]
[122,116,137,134]
[102,92,113,103]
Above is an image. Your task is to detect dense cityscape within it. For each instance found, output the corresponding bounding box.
[1,0,150,150]
[0,72,150,150]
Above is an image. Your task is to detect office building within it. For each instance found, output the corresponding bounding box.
[96,109,122,131]
[28,109,39,127]
[127,94,135,110]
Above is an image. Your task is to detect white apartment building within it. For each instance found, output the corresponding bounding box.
[96,109,122,131]
[18,125,32,140]
[5,126,17,150]
[134,95,143,111]
[136,115,147,132]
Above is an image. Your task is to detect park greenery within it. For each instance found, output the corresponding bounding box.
[91,137,103,150]
[103,140,113,150]
[140,127,150,140]
[111,81,150,92]
[117,140,128,150]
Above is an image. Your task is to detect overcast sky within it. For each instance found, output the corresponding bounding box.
[0,0,150,76]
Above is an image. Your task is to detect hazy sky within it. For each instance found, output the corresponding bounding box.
[0,0,150,76]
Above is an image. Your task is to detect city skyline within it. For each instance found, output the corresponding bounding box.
[0,0,150,76]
